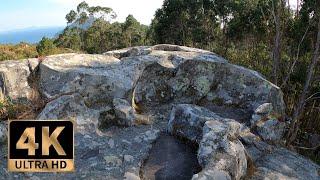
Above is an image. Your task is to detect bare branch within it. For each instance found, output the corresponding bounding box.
[287,17,320,145]
[281,24,310,88]
[305,92,320,102]
[294,144,320,150]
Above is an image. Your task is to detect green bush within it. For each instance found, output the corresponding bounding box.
[36,37,57,56]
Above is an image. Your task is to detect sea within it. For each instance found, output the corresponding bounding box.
[0,26,64,44]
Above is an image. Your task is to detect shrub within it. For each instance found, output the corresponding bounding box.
[36,37,57,56]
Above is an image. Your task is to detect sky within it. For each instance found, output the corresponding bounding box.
[0,0,164,32]
[0,0,298,32]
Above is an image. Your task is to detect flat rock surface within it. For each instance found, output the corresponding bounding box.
[251,148,320,180]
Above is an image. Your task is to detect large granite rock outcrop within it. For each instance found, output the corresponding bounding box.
[168,104,223,143]
[168,104,247,180]
[133,60,285,120]
[169,104,319,180]
[0,45,318,180]
[37,93,101,133]
[0,59,39,102]
[38,47,226,106]
[240,130,320,180]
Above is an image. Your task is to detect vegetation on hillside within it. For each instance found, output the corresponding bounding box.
[0,40,73,61]
[0,43,37,61]
[54,1,149,53]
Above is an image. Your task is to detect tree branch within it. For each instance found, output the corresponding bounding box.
[287,17,320,145]
[281,24,310,88]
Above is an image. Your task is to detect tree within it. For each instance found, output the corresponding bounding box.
[122,15,148,47]
[88,6,117,20]
[66,10,77,25]
[79,12,89,25]
[61,1,118,51]
[55,27,82,51]
[36,37,57,56]
[271,0,282,85]
[58,1,148,53]
[150,0,187,45]
[150,0,221,46]
[77,1,89,13]
[81,14,148,53]
[84,19,111,53]
[65,1,116,26]
[287,6,320,145]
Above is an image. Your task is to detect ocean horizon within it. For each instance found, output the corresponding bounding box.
[0,26,64,44]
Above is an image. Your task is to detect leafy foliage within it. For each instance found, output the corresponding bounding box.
[36,37,57,56]
[56,2,147,53]
[56,17,148,53]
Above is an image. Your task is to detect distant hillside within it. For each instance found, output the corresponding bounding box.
[0,26,64,44]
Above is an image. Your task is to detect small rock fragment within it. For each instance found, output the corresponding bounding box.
[168,104,222,143]
[0,121,7,143]
[124,172,140,180]
[124,155,134,162]
[256,119,286,142]
[113,98,136,126]
[104,156,122,167]
[108,139,115,148]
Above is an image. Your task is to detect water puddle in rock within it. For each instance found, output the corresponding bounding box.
[141,134,202,180]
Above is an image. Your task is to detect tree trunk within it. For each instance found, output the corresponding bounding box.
[287,17,320,145]
[281,24,310,88]
[271,0,282,85]
[296,0,300,16]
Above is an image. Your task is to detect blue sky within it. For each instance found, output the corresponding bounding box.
[0,0,164,32]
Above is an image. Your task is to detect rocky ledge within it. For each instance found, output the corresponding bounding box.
[0,44,318,179]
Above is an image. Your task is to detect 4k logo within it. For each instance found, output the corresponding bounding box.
[8,120,74,172]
